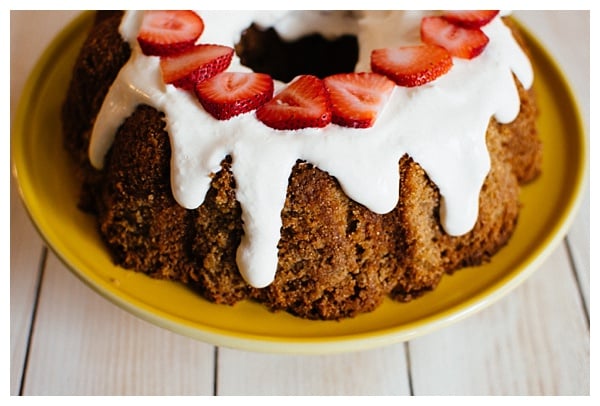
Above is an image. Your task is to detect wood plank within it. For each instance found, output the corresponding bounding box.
[217,344,410,395]
[22,252,216,395]
[408,243,589,395]
[10,11,81,112]
[515,10,590,313]
[567,190,590,314]
[9,10,81,395]
[9,177,45,395]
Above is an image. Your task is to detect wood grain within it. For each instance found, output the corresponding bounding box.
[217,344,410,395]
[10,11,79,394]
[514,11,590,314]
[10,177,45,395]
[408,243,589,395]
[22,252,215,395]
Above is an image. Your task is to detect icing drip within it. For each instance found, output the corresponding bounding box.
[89,10,533,288]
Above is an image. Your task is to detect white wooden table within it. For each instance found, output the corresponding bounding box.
[10,10,590,395]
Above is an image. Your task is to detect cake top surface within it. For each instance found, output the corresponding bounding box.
[89,10,533,288]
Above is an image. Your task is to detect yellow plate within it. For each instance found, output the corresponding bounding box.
[12,12,587,354]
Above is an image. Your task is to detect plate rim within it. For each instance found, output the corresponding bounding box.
[11,11,588,354]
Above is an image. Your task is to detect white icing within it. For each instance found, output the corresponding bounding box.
[89,10,533,288]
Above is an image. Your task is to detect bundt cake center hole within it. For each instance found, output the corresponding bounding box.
[235,23,359,83]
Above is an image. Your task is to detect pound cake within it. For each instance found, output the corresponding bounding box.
[62,10,542,320]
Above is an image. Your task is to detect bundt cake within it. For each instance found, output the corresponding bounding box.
[62,10,542,320]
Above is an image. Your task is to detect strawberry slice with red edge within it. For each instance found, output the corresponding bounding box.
[195,72,274,120]
[160,44,234,90]
[323,73,395,128]
[421,16,489,59]
[442,10,500,29]
[371,44,453,87]
[137,10,205,56]
[256,75,332,130]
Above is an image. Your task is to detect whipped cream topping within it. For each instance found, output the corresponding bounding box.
[89,10,533,288]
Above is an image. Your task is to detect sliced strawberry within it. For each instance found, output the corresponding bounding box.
[256,75,332,130]
[323,73,395,128]
[371,44,453,87]
[195,72,274,120]
[137,10,204,56]
[442,10,500,28]
[160,44,234,90]
[421,16,489,59]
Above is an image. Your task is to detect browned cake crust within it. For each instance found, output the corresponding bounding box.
[62,12,541,320]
